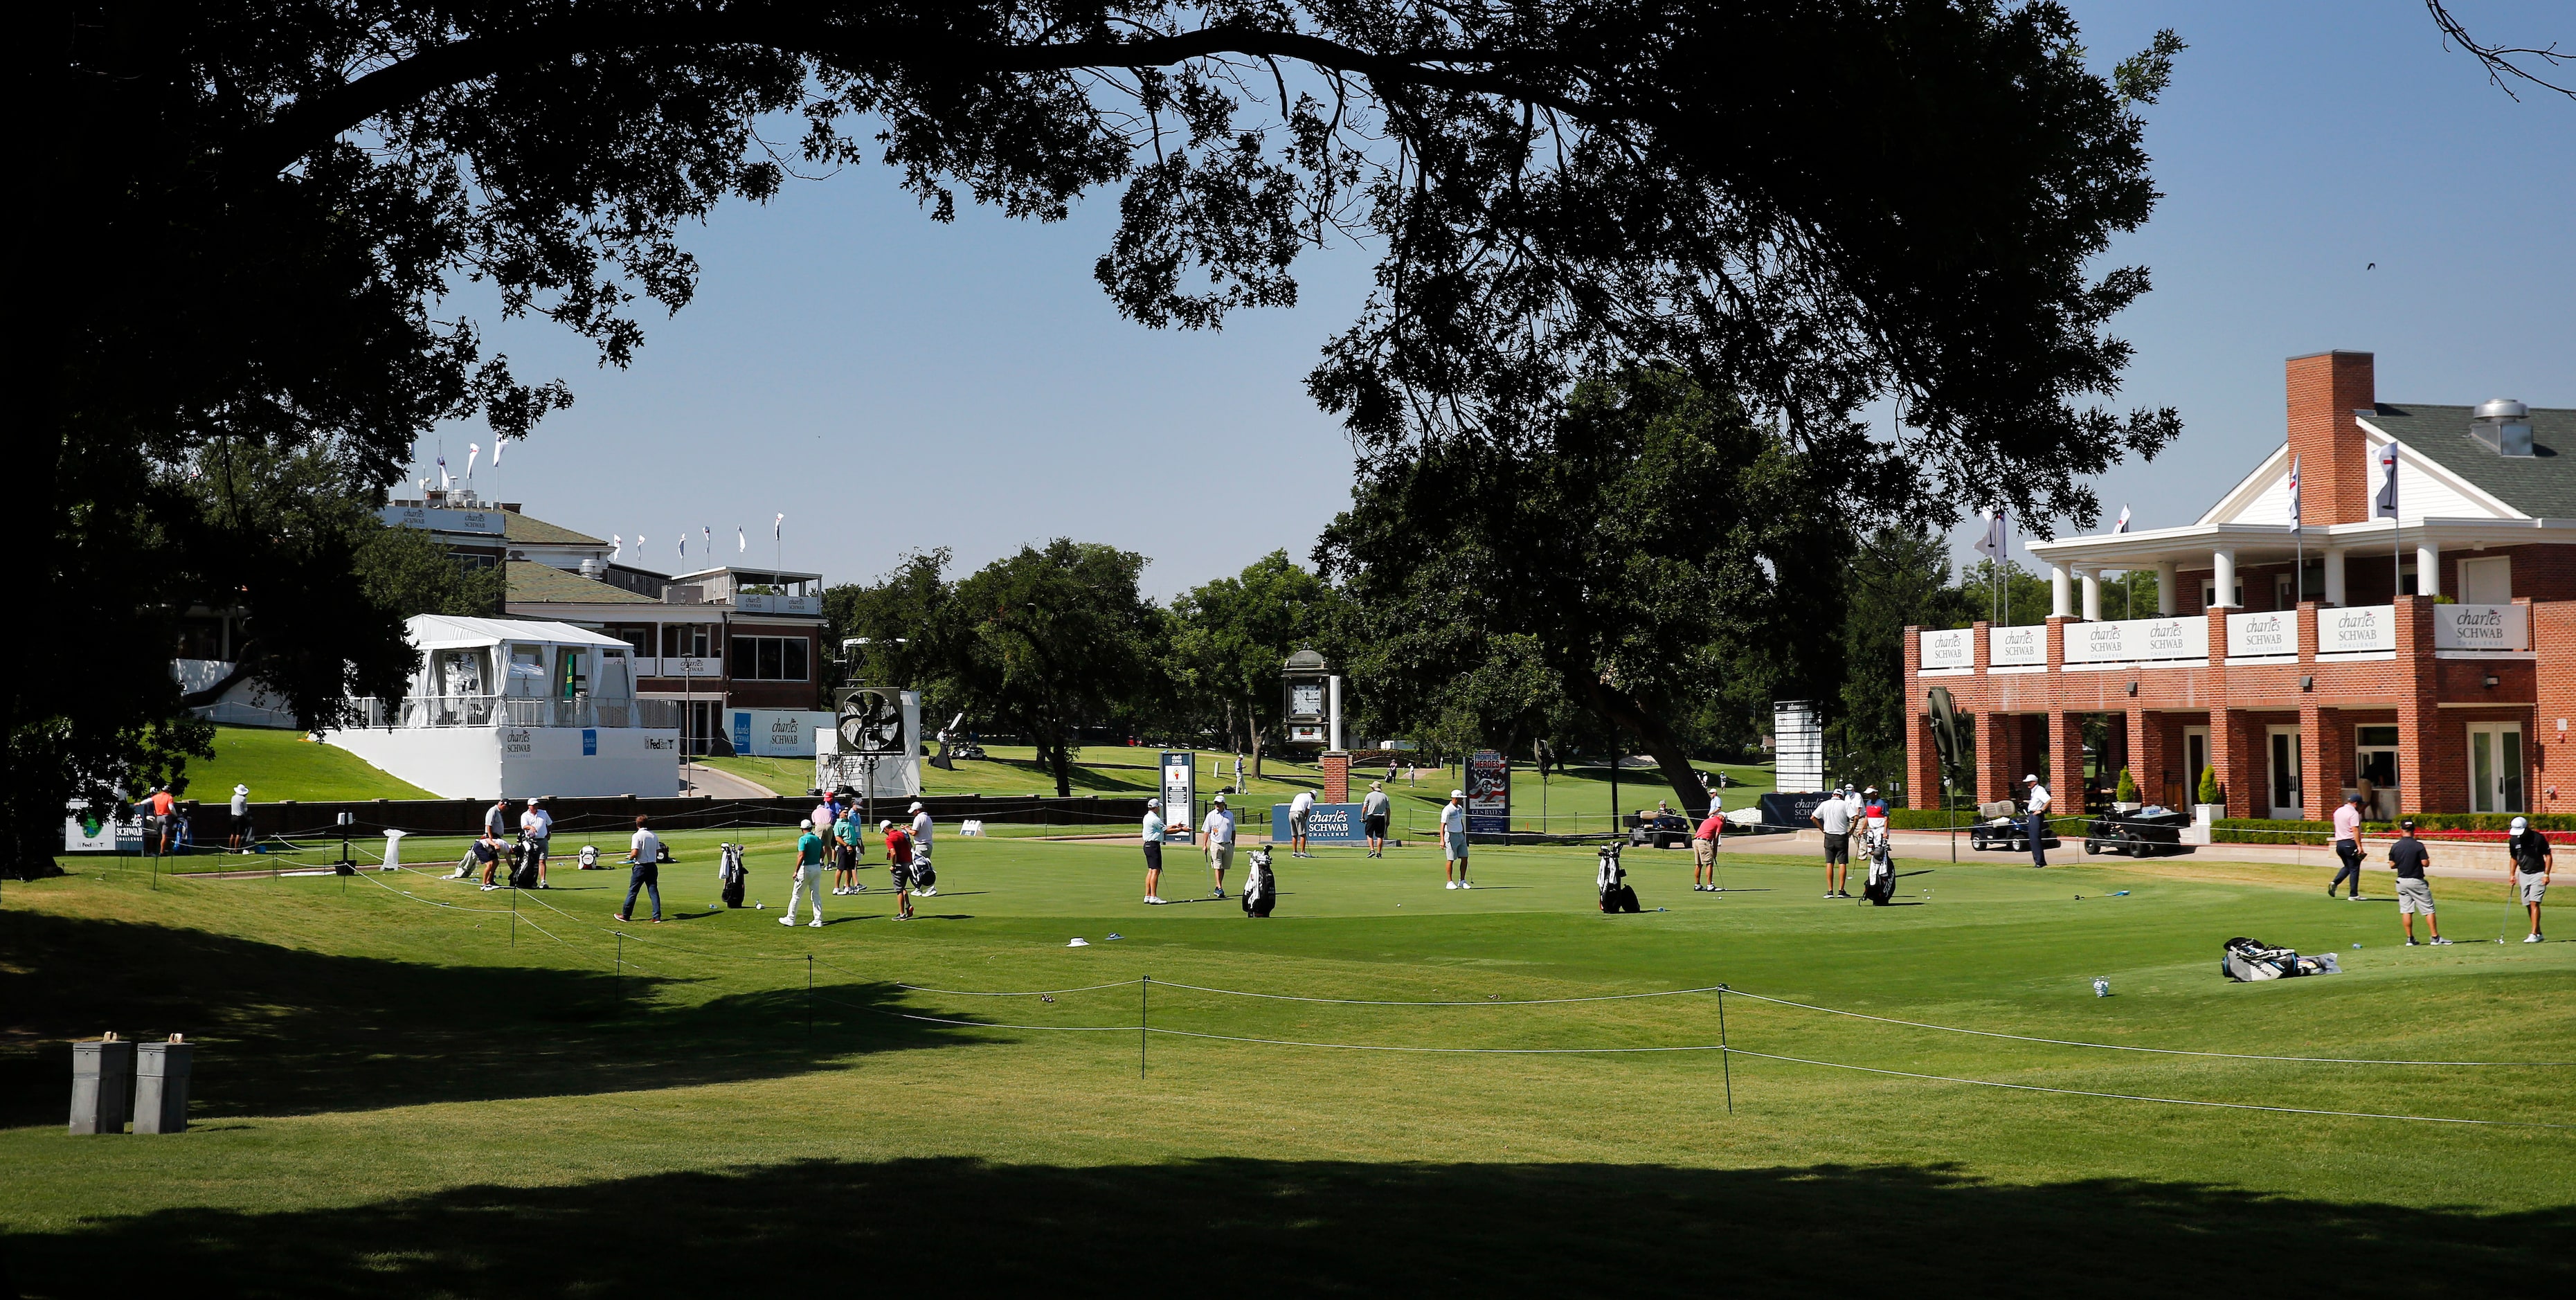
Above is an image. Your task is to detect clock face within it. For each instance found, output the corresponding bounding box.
[1290,683,1324,716]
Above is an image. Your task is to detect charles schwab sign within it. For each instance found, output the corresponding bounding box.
[2433,603,2528,651]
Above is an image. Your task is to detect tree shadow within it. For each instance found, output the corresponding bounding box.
[3,1155,2566,1298]
[0,912,958,1127]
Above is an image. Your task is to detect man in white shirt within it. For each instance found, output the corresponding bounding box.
[1812,793,1853,898]
[2024,774,2052,867]
[227,784,251,851]
[1362,782,1393,858]
[617,815,665,923]
[1141,798,1169,904]
[908,801,936,896]
[1288,788,1317,858]
[1441,789,1471,889]
[1199,794,1236,897]
[519,797,555,888]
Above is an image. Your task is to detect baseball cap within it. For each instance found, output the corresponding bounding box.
[2022,774,2039,783]
[1146,797,1160,809]
[2511,815,2529,831]
[233,784,249,795]
[879,820,892,831]
[1863,786,1877,795]
[1212,794,1226,804]
[2349,793,2366,804]
[908,801,923,813]
[2399,818,2417,831]
[1451,789,1466,799]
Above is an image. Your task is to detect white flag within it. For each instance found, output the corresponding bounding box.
[2286,455,2302,534]
[1972,509,2006,560]
[465,443,480,478]
[703,527,712,561]
[611,534,622,561]
[774,512,785,540]
[2114,505,2132,534]
[493,435,508,466]
[2374,443,2400,520]
[437,455,451,491]
[737,527,746,553]
[678,532,686,560]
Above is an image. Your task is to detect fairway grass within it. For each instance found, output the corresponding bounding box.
[183,725,436,802]
[4,835,2570,1296]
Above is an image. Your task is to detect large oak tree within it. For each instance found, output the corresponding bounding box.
[21,1,2182,867]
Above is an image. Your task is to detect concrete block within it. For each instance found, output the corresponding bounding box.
[135,1039,193,1134]
[70,1038,136,1135]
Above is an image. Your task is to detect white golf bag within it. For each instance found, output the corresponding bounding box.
[1862,827,1895,905]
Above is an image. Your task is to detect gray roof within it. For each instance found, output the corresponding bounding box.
[2370,403,2576,519]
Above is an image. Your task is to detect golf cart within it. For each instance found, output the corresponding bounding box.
[1626,810,1693,849]
[2083,809,2194,858]
[1967,800,2060,854]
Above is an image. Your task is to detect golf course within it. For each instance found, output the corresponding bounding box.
[5,829,2570,1296]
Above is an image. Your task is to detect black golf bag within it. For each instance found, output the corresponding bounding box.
[1597,844,1641,913]
[1242,847,1277,917]
[1862,828,1895,905]
[719,842,748,908]
[577,844,601,870]
[510,836,541,889]
[910,854,937,892]
[2222,936,2341,982]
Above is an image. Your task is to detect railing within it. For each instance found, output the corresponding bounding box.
[730,592,822,615]
[349,696,681,730]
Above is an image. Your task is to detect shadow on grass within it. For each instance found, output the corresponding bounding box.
[0,911,957,1127]
[5,1155,2567,1298]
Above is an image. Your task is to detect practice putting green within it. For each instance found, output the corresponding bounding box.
[3,833,2570,1297]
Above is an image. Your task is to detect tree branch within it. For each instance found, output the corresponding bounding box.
[2425,0,2574,102]
[237,13,1607,182]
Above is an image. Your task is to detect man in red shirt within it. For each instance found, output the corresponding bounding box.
[881,820,917,921]
[136,786,179,856]
[1692,804,1727,892]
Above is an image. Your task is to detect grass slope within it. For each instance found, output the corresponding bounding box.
[4,836,2568,1297]
[177,726,435,803]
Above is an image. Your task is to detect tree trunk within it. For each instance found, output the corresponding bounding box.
[1246,700,1265,779]
[1047,732,1072,798]
[1568,675,1712,816]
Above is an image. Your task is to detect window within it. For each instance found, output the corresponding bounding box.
[729,635,811,681]
[606,625,654,658]
[2469,723,2524,814]
[660,624,717,659]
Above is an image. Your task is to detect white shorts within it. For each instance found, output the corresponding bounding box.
[1443,831,1468,861]
[2520,874,2549,905]
[2396,877,2435,914]
[1208,842,1234,872]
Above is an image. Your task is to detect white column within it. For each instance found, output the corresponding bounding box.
[2323,548,2347,606]
[2050,566,2073,618]
[2416,541,2440,599]
[1328,675,1344,751]
[2155,561,2178,615]
[2078,568,2102,622]
[2211,549,2237,608]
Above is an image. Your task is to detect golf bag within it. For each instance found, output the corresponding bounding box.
[577,844,600,870]
[1242,847,1277,917]
[510,836,541,889]
[2222,935,2341,982]
[1862,828,1895,905]
[909,853,936,892]
[718,842,748,908]
[1596,844,1641,914]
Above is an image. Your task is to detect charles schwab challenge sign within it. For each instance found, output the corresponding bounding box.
[379,505,506,535]
[2320,605,2396,654]
[1920,628,1973,670]
[2064,616,2206,664]
[2225,611,2294,658]
[2433,603,2528,651]
[1989,625,2046,666]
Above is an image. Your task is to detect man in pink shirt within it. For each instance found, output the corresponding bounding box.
[1692,804,1727,892]
[2328,793,2366,899]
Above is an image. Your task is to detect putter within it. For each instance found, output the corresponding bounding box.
[2498,887,2521,944]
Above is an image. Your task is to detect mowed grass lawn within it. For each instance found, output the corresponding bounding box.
[4,833,2571,1297]
[176,725,436,803]
[709,743,1776,836]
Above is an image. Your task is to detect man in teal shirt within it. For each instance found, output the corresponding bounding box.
[832,809,865,894]
[783,824,827,928]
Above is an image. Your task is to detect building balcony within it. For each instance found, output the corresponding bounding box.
[353,695,683,730]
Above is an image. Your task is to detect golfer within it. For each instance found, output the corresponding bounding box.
[1813,791,1853,898]
[1288,788,1317,858]
[2507,815,2550,942]
[1199,794,1236,898]
[2023,775,2052,867]
[2389,820,2452,946]
[1442,789,1470,889]
[519,797,554,888]
[1693,801,1725,891]
[781,820,826,928]
[2329,793,2367,899]
[471,828,506,890]
[881,820,917,920]
[832,805,865,895]
[227,784,251,851]
[615,815,665,923]
[908,801,936,896]
[483,797,511,845]
[1362,782,1392,858]
[1141,797,1169,905]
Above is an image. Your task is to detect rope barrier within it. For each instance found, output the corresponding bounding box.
[890,978,1147,997]
[1718,988,2576,1067]
[1721,1047,2576,1129]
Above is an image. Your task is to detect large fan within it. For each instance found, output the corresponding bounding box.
[835,688,904,755]
[1927,686,1964,788]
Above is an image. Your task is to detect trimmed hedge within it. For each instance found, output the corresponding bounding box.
[2388,812,2576,832]
[1886,808,2008,829]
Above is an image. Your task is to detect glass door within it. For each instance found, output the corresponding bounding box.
[2467,723,2525,814]
[2183,725,2210,806]
[2354,725,2399,820]
[2266,726,2302,819]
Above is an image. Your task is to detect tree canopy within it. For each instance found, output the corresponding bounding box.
[21,1,2185,867]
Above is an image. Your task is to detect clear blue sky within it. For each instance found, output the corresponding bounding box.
[413,1,2575,599]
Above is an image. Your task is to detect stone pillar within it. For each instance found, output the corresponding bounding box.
[2051,566,2073,619]
[2212,549,2238,608]
[2156,561,2178,615]
[2323,548,2347,606]
[2416,540,2441,599]
[1321,750,1350,804]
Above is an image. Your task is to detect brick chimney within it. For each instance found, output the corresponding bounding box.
[2285,351,2375,526]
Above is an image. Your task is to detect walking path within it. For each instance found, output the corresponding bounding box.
[681,762,774,799]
